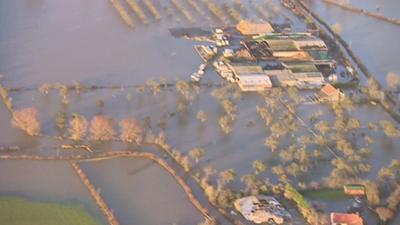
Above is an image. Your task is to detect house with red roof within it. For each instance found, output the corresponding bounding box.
[318,84,344,102]
[330,212,363,225]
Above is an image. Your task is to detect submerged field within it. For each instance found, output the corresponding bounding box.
[1,0,400,224]
[0,197,101,225]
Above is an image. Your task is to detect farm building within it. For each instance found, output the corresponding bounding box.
[234,195,291,224]
[318,84,345,102]
[227,62,264,76]
[236,20,275,36]
[343,184,366,196]
[236,74,272,91]
[254,32,328,50]
[273,51,313,61]
[264,69,298,87]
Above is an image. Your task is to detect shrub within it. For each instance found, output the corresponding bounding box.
[12,108,41,136]
[90,115,116,141]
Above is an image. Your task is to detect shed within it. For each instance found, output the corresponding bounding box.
[236,74,272,91]
[318,84,345,102]
[343,184,366,196]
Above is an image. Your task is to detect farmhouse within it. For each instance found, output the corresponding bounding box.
[318,84,345,102]
[330,212,363,225]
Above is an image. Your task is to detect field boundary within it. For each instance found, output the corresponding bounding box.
[0,151,212,222]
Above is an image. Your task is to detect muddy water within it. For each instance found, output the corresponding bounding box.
[0,0,201,88]
[0,160,106,224]
[80,158,203,225]
[1,0,400,224]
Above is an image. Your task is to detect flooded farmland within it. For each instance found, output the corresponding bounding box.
[0,160,106,224]
[80,158,203,225]
[0,0,400,224]
[307,0,400,87]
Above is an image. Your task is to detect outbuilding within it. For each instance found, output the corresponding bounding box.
[236,20,275,36]
[318,84,345,102]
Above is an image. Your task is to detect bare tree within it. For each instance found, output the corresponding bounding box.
[198,217,218,225]
[386,72,400,92]
[56,112,66,129]
[219,115,232,134]
[380,120,400,137]
[331,23,342,34]
[12,107,41,136]
[376,207,394,223]
[90,115,116,141]
[217,169,236,191]
[119,118,143,144]
[252,160,267,175]
[265,135,278,152]
[188,147,205,164]
[314,121,330,136]
[197,110,208,123]
[39,83,52,95]
[69,114,88,141]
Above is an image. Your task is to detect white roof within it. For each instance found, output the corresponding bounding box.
[237,74,272,85]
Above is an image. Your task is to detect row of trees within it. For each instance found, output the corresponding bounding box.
[171,0,195,24]
[11,107,143,143]
[109,0,135,28]
[204,0,229,25]
[125,0,148,24]
[142,0,161,21]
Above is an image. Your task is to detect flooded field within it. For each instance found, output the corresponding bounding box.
[342,0,400,20]
[0,0,400,224]
[0,160,106,224]
[307,0,400,87]
[80,158,203,225]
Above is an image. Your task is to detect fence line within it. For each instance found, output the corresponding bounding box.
[321,0,400,26]
[71,162,120,225]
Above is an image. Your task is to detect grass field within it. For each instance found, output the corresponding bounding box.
[301,188,348,201]
[0,196,102,225]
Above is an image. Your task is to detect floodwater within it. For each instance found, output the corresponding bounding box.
[0,160,106,224]
[307,0,400,87]
[0,0,200,88]
[1,0,400,224]
[349,0,400,20]
[80,158,203,225]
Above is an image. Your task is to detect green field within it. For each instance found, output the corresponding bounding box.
[0,197,102,225]
[301,188,348,201]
